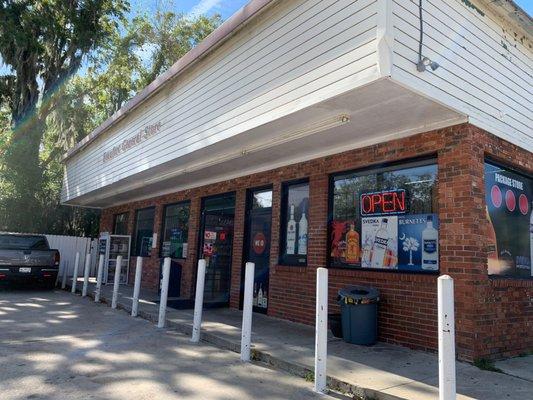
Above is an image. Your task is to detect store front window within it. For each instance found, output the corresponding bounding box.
[160,202,190,259]
[113,212,129,235]
[279,180,309,266]
[484,161,532,278]
[329,160,438,272]
[132,207,155,257]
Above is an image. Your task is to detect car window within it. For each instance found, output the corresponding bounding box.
[0,235,49,250]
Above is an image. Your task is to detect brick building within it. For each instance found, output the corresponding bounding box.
[62,0,532,361]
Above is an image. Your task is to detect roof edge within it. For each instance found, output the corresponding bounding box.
[63,0,276,161]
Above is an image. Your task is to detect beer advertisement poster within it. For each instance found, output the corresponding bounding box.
[484,162,532,278]
[397,214,439,272]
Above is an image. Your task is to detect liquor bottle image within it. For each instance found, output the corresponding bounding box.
[345,224,360,264]
[371,218,389,269]
[286,204,296,254]
[262,290,268,308]
[257,284,263,307]
[421,215,439,270]
[361,235,372,268]
[485,206,499,274]
[298,212,308,255]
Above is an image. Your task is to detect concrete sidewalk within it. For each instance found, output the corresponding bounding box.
[76,281,533,400]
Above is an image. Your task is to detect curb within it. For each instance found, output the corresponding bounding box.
[64,286,403,400]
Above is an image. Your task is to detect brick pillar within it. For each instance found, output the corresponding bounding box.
[230,189,246,309]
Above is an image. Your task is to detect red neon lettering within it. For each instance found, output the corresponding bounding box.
[382,192,394,212]
[362,195,372,214]
[394,191,406,211]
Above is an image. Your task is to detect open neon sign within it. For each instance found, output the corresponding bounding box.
[360,189,407,216]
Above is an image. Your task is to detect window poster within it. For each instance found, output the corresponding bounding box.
[484,162,532,278]
[329,162,439,272]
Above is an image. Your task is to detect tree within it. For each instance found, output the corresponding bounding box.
[0,4,221,235]
[0,0,129,232]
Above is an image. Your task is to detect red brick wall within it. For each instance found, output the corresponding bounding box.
[99,123,532,361]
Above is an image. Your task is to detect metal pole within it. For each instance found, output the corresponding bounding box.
[438,275,456,400]
[82,253,91,297]
[71,252,80,294]
[61,260,68,289]
[314,267,328,394]
[111,256,122,309]
[240,262,255,362]
[157,257,171,328]
[94,254,104,303]
[131,257,143,317]
[191,259,206,343]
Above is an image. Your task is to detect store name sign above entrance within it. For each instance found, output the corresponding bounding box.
[103,122,162,163]
[360,189,407,216]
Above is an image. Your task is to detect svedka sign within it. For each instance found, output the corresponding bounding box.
[103,122,162,163]
[360,189,407,216]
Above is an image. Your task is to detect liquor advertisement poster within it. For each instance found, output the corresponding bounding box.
[484,162,532,277]
[361,217,398,269]
[397,214,439,272]
[330,220,361,267]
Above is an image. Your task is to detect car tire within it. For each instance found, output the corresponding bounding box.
[43,280,56,290]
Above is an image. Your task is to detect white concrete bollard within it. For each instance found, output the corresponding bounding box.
[131,257,143,317]
[71,252,80,294]
[82,253,91,297]
[438,275,456,400]
[111,256,122,309]
[94,254,104,303]
[191,259,207,343]
[314,267,328,394]
[157,257,171,328]
[61,260,68,289]
[240,262,255,362]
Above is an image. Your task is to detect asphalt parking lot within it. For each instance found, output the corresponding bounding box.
[0,288,333,400]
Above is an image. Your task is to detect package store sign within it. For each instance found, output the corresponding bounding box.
[360,190,407,216]
[485,162,532,278]
[103,122,162,163]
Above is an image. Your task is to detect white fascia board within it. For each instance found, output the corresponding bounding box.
[376,0,394,78]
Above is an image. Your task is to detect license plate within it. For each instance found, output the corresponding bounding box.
[19,267,31,273]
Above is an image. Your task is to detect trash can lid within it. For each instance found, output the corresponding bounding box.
[338,285,379,304]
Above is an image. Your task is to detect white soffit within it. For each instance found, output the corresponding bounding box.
[65,79,465,208]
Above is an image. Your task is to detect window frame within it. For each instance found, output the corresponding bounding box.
[327,156,439,274]
[159,200,191,259]
[112,212,129,235]
[279,178,310,267]
[132,206,156,257]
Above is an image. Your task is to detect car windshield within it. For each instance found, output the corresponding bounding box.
[0,235,49,250]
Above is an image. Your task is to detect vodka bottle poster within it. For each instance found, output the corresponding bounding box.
[361,216,398,269]
[397,214,439,272]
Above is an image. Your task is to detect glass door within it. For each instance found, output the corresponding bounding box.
[242,187,272,314]
[198,193,236,307]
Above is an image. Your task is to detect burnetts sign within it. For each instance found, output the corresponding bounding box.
[103,122,162,163]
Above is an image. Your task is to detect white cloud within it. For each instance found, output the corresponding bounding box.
[188,0,222,18]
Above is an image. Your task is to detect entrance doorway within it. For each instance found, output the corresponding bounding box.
[198,193,235,307]
[242,187,273,314]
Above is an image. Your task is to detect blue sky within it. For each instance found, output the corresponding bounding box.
[514,0,532,15]
[133,0,532,20]
[128,0,249,20]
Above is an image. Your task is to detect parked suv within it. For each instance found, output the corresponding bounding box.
[0,233,60,289]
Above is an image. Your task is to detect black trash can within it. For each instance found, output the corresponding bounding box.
[338,285,379,345]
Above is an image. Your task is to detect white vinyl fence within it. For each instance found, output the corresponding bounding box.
[45,235,98,279]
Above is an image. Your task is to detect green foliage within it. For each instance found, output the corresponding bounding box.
[0,1,221,236]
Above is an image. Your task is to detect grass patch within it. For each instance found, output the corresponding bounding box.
[304,371,314,382]
[473,358,502,373]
